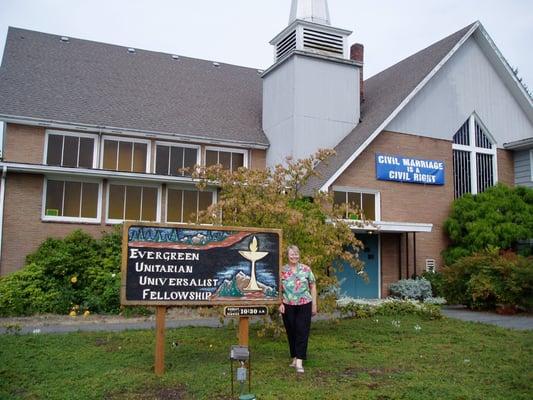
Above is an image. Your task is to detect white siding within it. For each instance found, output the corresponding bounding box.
[263,54,359,166]
[514,150,533,187]
[386,37,533,148]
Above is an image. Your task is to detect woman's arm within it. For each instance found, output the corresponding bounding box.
[310,283,317,315]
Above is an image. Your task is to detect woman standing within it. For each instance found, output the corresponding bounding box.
[279,245,317,373]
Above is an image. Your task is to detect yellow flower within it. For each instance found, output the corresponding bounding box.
[83,310,90,317]
[69,310,77,317]
[70,276,78,284]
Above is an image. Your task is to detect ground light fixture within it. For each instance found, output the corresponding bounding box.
[229,345,255,399]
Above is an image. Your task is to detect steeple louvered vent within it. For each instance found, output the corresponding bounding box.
[276,30,296,60]
[303,28,343,56]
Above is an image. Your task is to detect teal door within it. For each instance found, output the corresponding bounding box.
[336,234,379,298]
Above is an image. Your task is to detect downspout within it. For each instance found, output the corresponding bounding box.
[0,165,7,271]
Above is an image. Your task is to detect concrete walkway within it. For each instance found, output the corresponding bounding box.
[442,305,533,331]
[1,307,532,335]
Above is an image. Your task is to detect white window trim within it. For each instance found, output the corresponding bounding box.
[154,141,201,176]
[106,181,161,224]
[44,129,99,168]
[165,185,217,224]
[332,186,381,222]
[530,149,533,181]
[204,146,249,170]
[41,176,102,223]
[100,135,151,173]
[453,114,498,195]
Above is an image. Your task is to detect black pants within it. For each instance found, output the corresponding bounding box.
[282,302,312,360]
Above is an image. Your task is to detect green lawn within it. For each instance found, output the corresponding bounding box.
[1,315,532,399]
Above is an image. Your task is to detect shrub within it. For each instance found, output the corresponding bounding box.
[421,271,445,297]
[0,228,123,316]
[441,249,533,310]
[443,184,533,264]
[336,298,442,320]
[388,277,432,300]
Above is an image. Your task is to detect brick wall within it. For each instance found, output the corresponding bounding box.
[497,148,514,186]
[250,149,267,170]
[334,131,454,295]
[0,173,109,275]
[4,124,45,164]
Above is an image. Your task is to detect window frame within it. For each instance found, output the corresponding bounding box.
[100,135,151,173]
[105,181,161,224]
[332,186,381,222]
[204,146,249,171]
[41,176,102,223]
[165,185,217,224]
[452,114,498,196]
[154,141,201,176]
[43,129,99,169]
[530,149,533,181]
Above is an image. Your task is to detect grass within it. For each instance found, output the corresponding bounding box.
[1,315,532,399]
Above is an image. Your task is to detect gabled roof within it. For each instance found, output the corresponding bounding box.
[0,27,269,147]
[303,22,479,194]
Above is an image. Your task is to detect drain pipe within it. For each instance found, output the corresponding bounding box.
[0,165,6,271]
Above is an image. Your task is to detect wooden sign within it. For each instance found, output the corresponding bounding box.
[121,223,282,306]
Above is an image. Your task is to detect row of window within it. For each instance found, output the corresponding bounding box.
[43,178,215,224]
[45,131,248,174]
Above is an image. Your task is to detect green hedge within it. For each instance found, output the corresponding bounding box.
[441,249,533,310]
[0,229,122,316]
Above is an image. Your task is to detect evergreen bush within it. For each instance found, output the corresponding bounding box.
[388,277,433,300]
[0,228,122,316]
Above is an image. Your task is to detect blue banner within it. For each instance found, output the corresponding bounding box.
[375,153,445,185]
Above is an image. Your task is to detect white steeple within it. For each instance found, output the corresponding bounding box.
[289,0,331,26]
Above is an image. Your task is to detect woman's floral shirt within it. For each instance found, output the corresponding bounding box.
[281,263,316,305]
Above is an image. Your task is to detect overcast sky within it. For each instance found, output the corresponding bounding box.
[0,0,532,88]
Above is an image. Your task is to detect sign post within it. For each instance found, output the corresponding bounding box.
[121,223,282,376]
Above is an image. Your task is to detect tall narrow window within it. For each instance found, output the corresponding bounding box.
[107,184,158,222]
[452,115,496,198]
[102,137,149,173]
[155,143,199,176]
[205,147,247,172]
[45,131,96,168]
[43,179,100,221]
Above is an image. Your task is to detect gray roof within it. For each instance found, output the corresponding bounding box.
[0,27,268,146]
[304,22,477,193]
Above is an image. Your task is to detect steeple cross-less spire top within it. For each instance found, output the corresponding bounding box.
[289,0,331,26]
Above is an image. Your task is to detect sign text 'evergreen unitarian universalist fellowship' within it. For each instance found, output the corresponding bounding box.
[121,223,282,306]
[375,153,445,185]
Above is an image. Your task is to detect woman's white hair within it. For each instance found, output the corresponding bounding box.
[287,245,300,256]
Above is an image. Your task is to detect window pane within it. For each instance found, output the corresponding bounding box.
[170,147,183,176]
[46,135,63,166]
[125,186,142,220]
[231,152,244,171]
[118,141,133,172]
[362,193,375,220]
[219,151,231,170]
[103,140,118,170]
[347,192,361,210]
[108,185,125,220]
[198,191,213,213]
[156,146,170,175]
[205,150,218,167]
[183,148,197,176]
[133,143,147,173]
[167,189,183,223]
[63,181,81,217]
[182,190,197,222]
[81,183,98,218]
[333,191,346,206]
[45,180,63,216]
[141,187,157,221]
[62,136,79,167]
[78,137,94,168]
